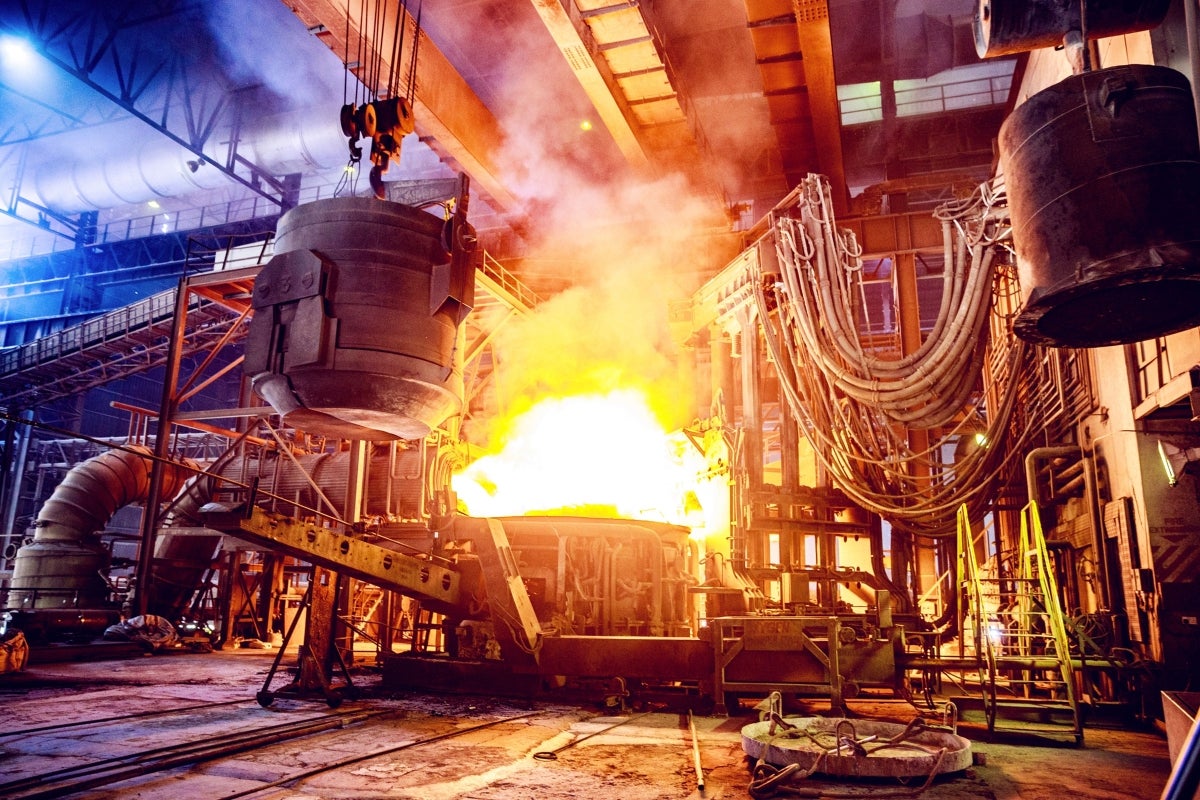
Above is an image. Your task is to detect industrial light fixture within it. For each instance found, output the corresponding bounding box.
[0,35,35,68]
[1157,440,1200,486]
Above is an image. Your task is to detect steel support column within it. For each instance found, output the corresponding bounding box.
[134,275,190,616]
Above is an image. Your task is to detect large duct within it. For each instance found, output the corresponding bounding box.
[167,447,446,526]
[27,112,345,215]
[26,112,450,216]
[4,445,199,639]
[4,441,449,639]
[974,0,1171,58]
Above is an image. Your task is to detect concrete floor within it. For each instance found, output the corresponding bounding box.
[0,647,1176,799]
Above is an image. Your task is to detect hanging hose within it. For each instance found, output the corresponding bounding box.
[755,174,1033,536]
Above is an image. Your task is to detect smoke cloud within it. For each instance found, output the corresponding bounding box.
[467,48,730,449]
[202,0,349,107]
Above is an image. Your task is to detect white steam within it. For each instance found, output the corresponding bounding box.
[467,48,731,449]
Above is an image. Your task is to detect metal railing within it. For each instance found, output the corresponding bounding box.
[0,180,342,263]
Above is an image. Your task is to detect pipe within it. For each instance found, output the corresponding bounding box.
[8,444,435,629]
[7,445,198,622]
[27,109,417,215]
[165,448,431,525]
[31,445,196,543]
[1024,446,1082,508]
[1082,454,1112,610]
[1,410,33,562]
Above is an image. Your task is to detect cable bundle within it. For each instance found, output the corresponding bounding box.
[756,175,1034,536]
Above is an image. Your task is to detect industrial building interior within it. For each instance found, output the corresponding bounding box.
[2,0,1200,797]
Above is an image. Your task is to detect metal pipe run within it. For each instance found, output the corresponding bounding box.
[4,445,199,637]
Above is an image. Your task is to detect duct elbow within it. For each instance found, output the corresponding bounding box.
[33,445,197,545]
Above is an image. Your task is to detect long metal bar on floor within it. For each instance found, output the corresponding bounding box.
[533,712,654,761]
[218,710,544,800]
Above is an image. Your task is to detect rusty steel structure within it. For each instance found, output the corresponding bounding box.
[5,1,1200,755]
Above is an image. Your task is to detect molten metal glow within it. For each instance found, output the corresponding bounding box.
[454,389,703,525]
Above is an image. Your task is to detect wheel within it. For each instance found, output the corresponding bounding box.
[361,102,377,137]
[325,689,344,709]
[339,103,358,137]
[256,690,275,708]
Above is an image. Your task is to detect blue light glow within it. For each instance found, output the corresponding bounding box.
[0,35,36,69]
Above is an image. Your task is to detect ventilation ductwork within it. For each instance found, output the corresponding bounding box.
[4,445,198,639]
[4,441,449,639]
[974,0,1171,57]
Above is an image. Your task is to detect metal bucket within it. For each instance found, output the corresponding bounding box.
[974,0,1170,58]
[1000,65,1200,348]
[246,197,473,439]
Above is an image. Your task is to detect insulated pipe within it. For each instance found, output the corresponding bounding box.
[29,110,353,214]
[1082,454,1112,610]
[10,444,436,629]
[1024,446,1082,509]
[29,445,197,544]
[165,448,432,526]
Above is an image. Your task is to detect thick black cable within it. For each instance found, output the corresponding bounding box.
[355,0,366,106]
[369,0,381,96]
[407,0,422,103]
[342,3,350,105]
[389,1,406,98]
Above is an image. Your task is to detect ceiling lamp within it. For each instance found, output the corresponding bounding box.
[1158,441,1200,487]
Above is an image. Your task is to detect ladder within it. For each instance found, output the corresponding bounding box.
[957,503,1082,742]
[350,584,386,633]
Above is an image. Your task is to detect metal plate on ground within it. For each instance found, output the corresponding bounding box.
[741,716,972,778]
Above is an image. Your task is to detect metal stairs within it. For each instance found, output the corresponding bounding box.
[957,503,1083,743]
[0,286,248,409]
[0,248,540,413]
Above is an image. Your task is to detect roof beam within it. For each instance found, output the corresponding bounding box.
[790,0,848,214]
[284,0,517,211]
[528,0,649,167]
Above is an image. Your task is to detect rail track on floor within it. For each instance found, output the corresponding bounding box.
[0,697,545,799]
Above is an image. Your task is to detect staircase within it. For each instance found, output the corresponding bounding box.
[957,503,1083,743]
[0,286,250,408]
[350,584,386,635]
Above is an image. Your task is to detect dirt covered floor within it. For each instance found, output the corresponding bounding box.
[0,647,1175,799]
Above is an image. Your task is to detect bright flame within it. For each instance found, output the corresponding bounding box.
[454,389,704,525]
